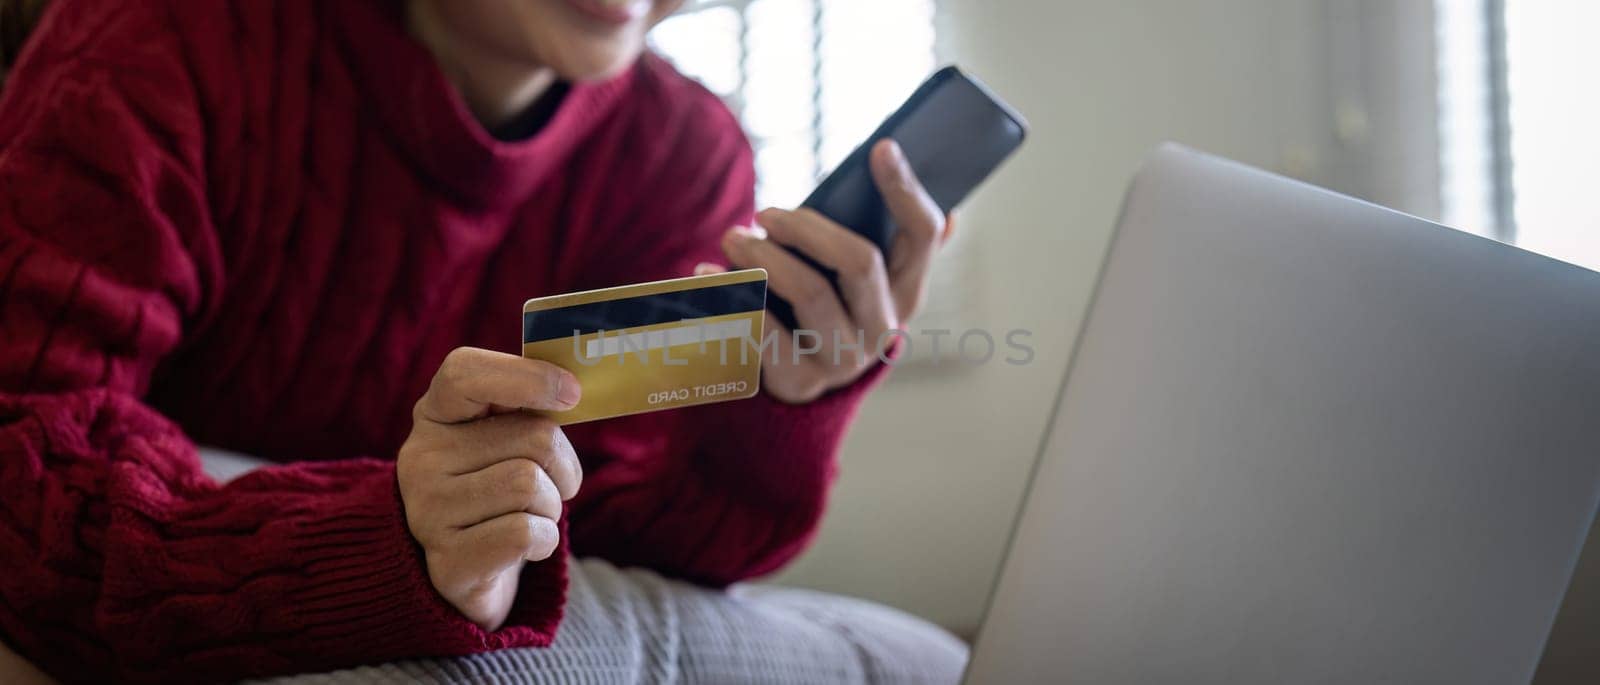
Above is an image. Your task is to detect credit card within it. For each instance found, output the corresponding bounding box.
[522,269,767,424]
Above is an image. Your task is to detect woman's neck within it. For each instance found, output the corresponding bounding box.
[406,0,557,131]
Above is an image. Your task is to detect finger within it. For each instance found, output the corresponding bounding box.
[418,347,581,424]
[869,140,946,316]
[694,262,728,276]
[756,313,829,404]
[758,207,898,352]
[445,457,563,528]
[721,226,858,368]
[457,510,561,567]
[871,139,945,250]
[441,413,582,499]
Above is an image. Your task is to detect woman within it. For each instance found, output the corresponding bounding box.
[0,0,962,681]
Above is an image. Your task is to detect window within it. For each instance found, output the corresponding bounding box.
[1435,0,1600,267]
[650,0,939,209]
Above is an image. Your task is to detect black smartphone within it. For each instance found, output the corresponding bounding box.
[768,65,1028,331]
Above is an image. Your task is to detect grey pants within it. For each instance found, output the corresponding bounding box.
[253,557,969,684]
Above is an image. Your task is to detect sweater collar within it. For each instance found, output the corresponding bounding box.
[331,0,632,210]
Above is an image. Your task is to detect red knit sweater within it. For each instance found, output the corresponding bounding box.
[0,0,880,681]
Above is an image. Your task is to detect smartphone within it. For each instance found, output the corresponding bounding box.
[767,65,1028,331]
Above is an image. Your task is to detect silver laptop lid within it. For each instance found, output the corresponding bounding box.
[965,145,1600,684]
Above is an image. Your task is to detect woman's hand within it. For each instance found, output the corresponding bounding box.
[396,347,584,630]
[710,139,953,403]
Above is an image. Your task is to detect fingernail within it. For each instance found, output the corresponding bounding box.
[694,261,720,275]
[725,225,765,244]
[555,372,581,407]
[883,139,907,167]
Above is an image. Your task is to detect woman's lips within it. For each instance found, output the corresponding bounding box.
[562,0,650,26]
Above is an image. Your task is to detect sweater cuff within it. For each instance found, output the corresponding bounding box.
[284,464,567,666]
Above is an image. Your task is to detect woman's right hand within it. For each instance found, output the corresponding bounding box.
[396,347,584,631]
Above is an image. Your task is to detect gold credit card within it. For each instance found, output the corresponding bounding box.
[522,269,767,425]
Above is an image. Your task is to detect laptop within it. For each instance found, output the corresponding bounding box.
[963,144,1600,684]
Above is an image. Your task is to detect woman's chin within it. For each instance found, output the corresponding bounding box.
[544,45,642,83]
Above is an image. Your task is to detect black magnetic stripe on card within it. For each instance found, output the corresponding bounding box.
[523,280,767,343]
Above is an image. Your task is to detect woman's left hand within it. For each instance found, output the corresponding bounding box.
[704,139,953,403]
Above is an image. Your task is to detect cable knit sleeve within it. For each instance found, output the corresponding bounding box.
[0,2,561,681]
[563,63,889,586]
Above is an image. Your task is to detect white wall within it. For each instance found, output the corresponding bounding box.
[774,0,1437,634]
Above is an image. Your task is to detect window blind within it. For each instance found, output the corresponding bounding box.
[1436,0,1600,267]
[651,0,938,208]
